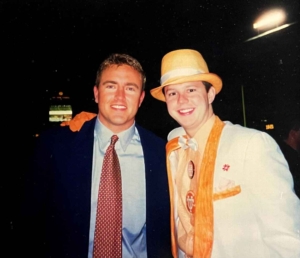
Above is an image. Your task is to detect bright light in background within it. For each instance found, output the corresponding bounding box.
[245,22,296,42]
[245,8,297,42]
[253,9,286,30]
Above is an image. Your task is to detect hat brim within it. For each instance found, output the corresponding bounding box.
[150,73,222,102]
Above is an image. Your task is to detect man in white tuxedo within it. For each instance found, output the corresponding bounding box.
[150,49,300,258]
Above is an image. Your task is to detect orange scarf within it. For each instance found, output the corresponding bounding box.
[166,116,225,258]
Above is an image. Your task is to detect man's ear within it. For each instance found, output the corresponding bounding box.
[139,91,145,107]
[208,86,216,104]
[93,85,99,103]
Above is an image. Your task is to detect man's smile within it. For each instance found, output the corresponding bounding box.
[111,105,126,110]
[178,108,194,115]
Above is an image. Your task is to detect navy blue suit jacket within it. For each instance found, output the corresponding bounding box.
[21,117,171,258]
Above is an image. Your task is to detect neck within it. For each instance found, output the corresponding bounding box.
[185,111,214,138]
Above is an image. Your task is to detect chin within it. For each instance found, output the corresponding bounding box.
[177,119,194,127]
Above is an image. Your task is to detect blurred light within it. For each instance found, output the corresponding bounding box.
[49,104,73,122]
[253,9,285,30]
[245,22,296,42]
[59,91,63,96]
[266,124,274,130]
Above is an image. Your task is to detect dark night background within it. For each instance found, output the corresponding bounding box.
[2,0,299,255]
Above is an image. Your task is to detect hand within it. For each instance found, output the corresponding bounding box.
[60,111,97,132]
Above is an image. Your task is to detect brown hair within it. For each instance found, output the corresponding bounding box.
[95,53,146,90]
[202,81,212,92]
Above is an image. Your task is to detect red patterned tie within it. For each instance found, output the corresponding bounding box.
[93,135,122,258]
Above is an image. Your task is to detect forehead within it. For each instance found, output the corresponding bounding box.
[100,64,143,83]
[164,80,206,91]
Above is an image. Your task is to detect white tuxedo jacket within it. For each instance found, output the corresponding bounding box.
[167,121,300,258]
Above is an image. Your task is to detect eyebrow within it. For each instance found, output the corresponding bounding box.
[164,87,176,93]
[102,80,140,88]
[125,83,139,88]
[102,80,117,85]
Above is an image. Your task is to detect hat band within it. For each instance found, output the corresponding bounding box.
[160,68,205,84]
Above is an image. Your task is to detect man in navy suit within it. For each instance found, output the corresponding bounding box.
[20,53,171,258]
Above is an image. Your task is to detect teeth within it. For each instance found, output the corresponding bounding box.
[112,105,126,109]
[179,108,193,114]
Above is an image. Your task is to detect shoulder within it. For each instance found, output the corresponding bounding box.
[37,117,96,147]
[217,121,284,159]
[136,124,166,146]
[222,121,276,143]
[223,121,259,135]
[37,126,75,145]
[167,127,186,141]
[135,124,167,160]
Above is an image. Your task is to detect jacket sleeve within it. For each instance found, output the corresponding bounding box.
[244,131,300,258]
[18,132,53,256]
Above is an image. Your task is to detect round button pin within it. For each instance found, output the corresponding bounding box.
[186,190,195,214]
[187,160,195,179]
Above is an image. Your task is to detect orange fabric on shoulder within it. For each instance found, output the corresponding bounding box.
[60,111,97,132]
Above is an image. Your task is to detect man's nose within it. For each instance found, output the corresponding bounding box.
[178,93,188,103]
[115,87,125,99]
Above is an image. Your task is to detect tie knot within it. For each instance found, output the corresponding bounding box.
[178,135,198,151]
[110,135,119,146]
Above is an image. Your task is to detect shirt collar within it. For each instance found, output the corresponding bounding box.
[94,117,135,152]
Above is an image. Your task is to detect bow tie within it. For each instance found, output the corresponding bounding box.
[178,135,198,151]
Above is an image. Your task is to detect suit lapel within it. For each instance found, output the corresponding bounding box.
[68,117,96,202]
[65,118,96,246]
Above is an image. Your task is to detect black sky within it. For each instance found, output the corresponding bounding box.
[2,0,300,138]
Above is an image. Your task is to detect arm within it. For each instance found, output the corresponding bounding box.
[245,132,300,257]
[61,111,96,131]
[18,132,53,256]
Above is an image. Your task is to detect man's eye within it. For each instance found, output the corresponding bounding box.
[106,85,114,89]
[168,92,176,97]
[188,89,196,92]
[127,87,135,91]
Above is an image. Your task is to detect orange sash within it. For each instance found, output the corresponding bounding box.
[166,116,225,258]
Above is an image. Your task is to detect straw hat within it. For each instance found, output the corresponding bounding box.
[150,49,222,102]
